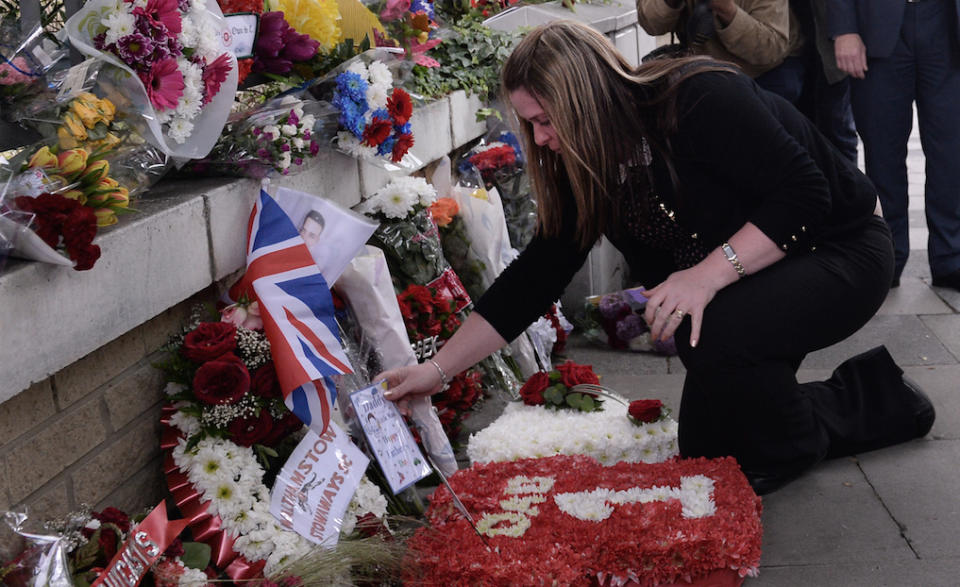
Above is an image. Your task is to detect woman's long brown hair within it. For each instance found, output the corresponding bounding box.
[501,20,729,249]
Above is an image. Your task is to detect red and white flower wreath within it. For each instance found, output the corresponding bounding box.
[407,454,763,587]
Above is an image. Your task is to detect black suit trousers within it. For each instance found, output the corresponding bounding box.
[673,217,918,483]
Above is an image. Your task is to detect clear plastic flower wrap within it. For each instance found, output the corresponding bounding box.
[64,0,239,159]
[460,127,538,252]
[294,47,422,171]
[0,507,73,587]
[581,287,678,355]
[0,21,68,114]
[181,92,336,178]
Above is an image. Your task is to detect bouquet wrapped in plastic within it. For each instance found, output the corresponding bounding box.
[65,0,239,158]
[297,48,421,171]
[0,22,68,114]
[357,175,521,437]
[375,0,442,67]
[461,129,537,251]
[334,245,458,477]
[581,286,678,355]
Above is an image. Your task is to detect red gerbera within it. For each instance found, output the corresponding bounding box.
[362,117,392,146]
[387,88,413,126]
[392,132,414,163]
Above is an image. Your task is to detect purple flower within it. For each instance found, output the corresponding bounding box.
[599,292,629,320]
[287,111,299,126]
[255,12,287,57]
[615,313,648,342]
[257,148,270,158]
[116,33,154,62]
[294,157,303,165]
[302,130,311,140]
[252,127,262,136]
[280,143,290,152]
[309,140,319,156]
[281,27,318,61]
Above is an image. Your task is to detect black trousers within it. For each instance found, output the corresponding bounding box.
[674,217,919,488]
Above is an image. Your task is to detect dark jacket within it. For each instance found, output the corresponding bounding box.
[828,0,960,58]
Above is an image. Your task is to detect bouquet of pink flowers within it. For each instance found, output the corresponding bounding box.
[66,0,238,158]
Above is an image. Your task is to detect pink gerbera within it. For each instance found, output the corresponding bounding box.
[133,0,182,35]
[201,53,232,105]
[143,57,184,111]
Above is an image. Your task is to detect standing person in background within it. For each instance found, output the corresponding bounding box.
[830,0,960,289]
[792,0,858,162]
[637,0,806,103]
[380,21,935,496]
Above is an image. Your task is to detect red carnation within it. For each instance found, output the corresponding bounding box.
[62,207,97,248]
[519,371,550,405]
[556,361,599,388]
[362,117,392,147]
[387,87,412,126]
[182,322,237,363]
[628,399,663,423]
[192,353,250,405]
[392,133,414,163]
[70,244,102,271]
[227,407,273,446]
[251,361,282,399]
[93,507,131,533]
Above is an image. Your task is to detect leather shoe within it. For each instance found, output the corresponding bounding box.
[931,268,960,291]
[903,375,936,438]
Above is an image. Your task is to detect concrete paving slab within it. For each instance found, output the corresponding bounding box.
[858,440,960,561]
[929,284,960,312]
[801,315,955,370]
[877,281,953,316]
[902,365,960,440]
[918,316,960,364]
[901,250,932,280]
[759,457,914,567]
[753,557,960,587]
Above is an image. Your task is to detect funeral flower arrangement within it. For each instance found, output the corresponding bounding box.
[407,454,763,586]
[581,286,678,355]
[157,311,390,579]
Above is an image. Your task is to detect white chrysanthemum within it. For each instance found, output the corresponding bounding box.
[292,105,305,119]
[189,0,208,17]
[368,60,393,88]
[281,124,297,136]
[178,565,208,587]
[366,84,388,111]
[103,12,136,45]
[262,125,280,141]
[292,137,305,150]
[374,183,417,219]
[196,20,221,58]
[278,152,292,169]
[391,175,436,206]
[168,117,195,144]
[178,16,200,48]
[233,530,275,562]
[299,114,315,130]
[467,396,678,466]
[346,60,368,78]
[169,411,201,437]
[336,131,377,160]
[175,86,203,120]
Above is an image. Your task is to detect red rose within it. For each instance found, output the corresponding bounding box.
[192,353,250,405]
[261,409,303,446]
[227,407,273,446]
[251,362,282,399]
[628,399,663,423]
[93,507,131,533]
[397,297,414,321]
[387,87,412,126]
[99,528,121,561]
[556,361,599,388]
[519,371,550,405]
[182,322,237,363]
[408,284,434,310]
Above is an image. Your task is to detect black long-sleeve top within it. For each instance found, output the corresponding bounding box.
[475,69,878,342]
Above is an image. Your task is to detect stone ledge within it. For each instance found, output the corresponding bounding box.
[0,92,488,404]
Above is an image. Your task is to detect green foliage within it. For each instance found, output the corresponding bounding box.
[180,541,211,570]
[412,18,519,101]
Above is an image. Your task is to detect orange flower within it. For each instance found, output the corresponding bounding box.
[428,197,459,226]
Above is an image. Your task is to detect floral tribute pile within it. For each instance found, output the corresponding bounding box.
[407,455,763,586]
[468,362,678,466]
[157,311,389,581]
[582,287,678,355]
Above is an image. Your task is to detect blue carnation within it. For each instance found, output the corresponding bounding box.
[395,121,412,135]
[371,107,390,122]
[378,134,397,156]
[410,0,435,19]
[499,131,525,166]
[335,71,369,104]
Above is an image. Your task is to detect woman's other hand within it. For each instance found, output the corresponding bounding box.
[378,362,445,415]
[643,265,721,348]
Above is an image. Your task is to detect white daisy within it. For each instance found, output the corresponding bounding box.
[103,12,135,45]
[374,183,417,219]
[368,60,393,88]
[168,117,195,144]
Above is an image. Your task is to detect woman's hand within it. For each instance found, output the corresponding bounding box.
[378,362,445,415]
[643,265,721,348]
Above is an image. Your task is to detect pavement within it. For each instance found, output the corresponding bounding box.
[462,120,960,585]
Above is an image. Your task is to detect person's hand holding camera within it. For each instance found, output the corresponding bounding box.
[708,0,736,26]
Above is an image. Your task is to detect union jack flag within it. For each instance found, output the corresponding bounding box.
[242,189,353,435]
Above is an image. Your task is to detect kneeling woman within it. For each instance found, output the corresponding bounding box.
[380,20,934,494]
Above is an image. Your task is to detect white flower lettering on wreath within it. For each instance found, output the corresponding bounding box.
[477,475,555,538]
[554,475,716,522]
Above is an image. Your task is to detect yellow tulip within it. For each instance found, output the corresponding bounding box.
[57,126,78,149]
[27,146,58,169]
[109,187,130,208]
[94,208,118,227]
[62,189,87,205]
[62,112,88,142]
[57,149,89,179]
[80,159,110,186]
[71,99,103,129]
[97,97,116,119]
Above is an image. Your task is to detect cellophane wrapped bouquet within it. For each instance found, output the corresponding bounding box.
[0,22,67,115]
[357,175,520,439]
[581,286,678,355]
[65,0,238,158]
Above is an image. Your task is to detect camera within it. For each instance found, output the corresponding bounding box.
[686,0,717,47]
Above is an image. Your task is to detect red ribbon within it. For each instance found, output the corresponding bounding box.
[91,502,189,587]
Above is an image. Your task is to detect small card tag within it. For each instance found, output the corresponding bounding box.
[223,13,259,59]
[350,380,432,494]
[57,59,95,102]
